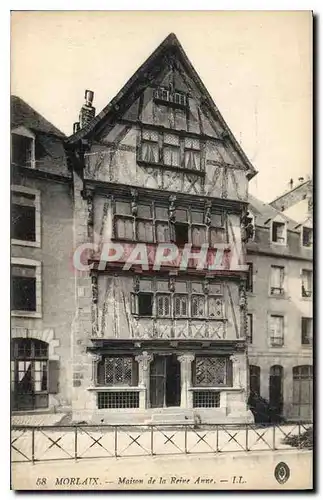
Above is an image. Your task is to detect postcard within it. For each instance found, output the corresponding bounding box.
[10,10,313,491]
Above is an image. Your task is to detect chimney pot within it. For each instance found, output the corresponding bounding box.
[73,122,80,134]
[79,89,96,129]
[85,89,94,106]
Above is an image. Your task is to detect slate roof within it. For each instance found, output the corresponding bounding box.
[11,95,65,138]
[248,193,299,231]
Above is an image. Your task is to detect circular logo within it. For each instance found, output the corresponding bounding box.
[274,462,290,484]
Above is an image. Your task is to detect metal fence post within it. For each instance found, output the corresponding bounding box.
[298,421,301,449]
[74,426,78,460]
[114,426,118,457]
[31,428,35,464]
[216,425,219,453]
[245,425,249,451]
[151,426,154,456]
[273,424,276,450]
[184,425,188,454]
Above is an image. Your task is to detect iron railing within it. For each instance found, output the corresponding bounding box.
[11,421,312,464]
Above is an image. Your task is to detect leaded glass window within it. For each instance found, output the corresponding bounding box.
[193,357,231,387]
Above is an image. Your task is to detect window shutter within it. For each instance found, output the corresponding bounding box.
[226,359,233,386]
[48,360,60,394]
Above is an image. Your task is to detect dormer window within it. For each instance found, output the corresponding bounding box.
[11,127,35,168]
[272,221,286,244]
[154,87,188,108]
[302,227,313,248]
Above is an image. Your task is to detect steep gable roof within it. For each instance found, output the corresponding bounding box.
[67,33,257,179]
[11,95,65,138]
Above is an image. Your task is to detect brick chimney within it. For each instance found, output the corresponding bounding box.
[79,90,95,129]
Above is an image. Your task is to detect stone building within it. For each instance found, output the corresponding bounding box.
[66,33,256,424]
[246,194,313,421]
[10,96,75,413]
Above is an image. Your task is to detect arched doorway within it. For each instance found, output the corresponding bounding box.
[269,365,284,417]
[11,338,49,410]
[293,365,313,420]
[249,365,261,396]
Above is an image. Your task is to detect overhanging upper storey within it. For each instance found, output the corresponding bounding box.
[67,33,257,202]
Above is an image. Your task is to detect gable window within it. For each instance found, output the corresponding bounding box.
[301,318,312,346]
[301,269,312,298]
[11,132,35,168]
[272,221,286,244]
[11,259,41,318]
[11,186,41,247]
[246,263,253,292]
[270,266,285,296]
[269,315,284,347]
[302,227,313,248]
[247,313,253,344]
[154,87,188,108]
[140,129,159,163]
[132,278,224,320]
[138,128,202,173]
[163,133,180,167]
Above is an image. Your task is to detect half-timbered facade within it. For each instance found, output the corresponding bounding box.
[67,33,257,423]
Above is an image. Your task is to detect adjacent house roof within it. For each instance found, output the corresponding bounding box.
[269,179,312,210]
[248,193,299,231]
[11,95,65,138]
[66,32,257,179]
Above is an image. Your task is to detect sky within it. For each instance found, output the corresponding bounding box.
[10,10,312,202]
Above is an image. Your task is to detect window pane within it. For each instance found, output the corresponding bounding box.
[192,282,203,294]
[12,203,36,242]
[137,204,152,218]
[174,295,188,317]
[138,293,153,316]
[184,138,200,150]
[156,280,169,292]
[155,206,168,220]
[142,129,158,142]
[192,295,205,317]
[210,227,225,245]
[194,357,227,386]
[115,201,131,215]
[164,146,180,167]
[208,297,224,319]
[11,134,33,166]
[137,221,154,242]
[191,211,204,224]
[192,226,206,247]
[184,150,200,170]
[156,222,170,243]
[157,294,170,317]
[116,217,133,239]
[11,275,36,311]
[141,142,159,163]
[164,133,180,145]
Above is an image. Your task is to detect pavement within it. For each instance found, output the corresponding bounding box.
[11,413,68,426]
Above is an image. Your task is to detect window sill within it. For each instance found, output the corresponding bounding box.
[269,293,287,300]
[133,315,227,321]
[137,160,205,177]
[189,387,241,392]
[301,296,312,301]
[269,344,284,348]
[88,386,143,392]
[270,241,287,247]
[11,238,41,248]
[11,311,42,319]
[153,98,188,111]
